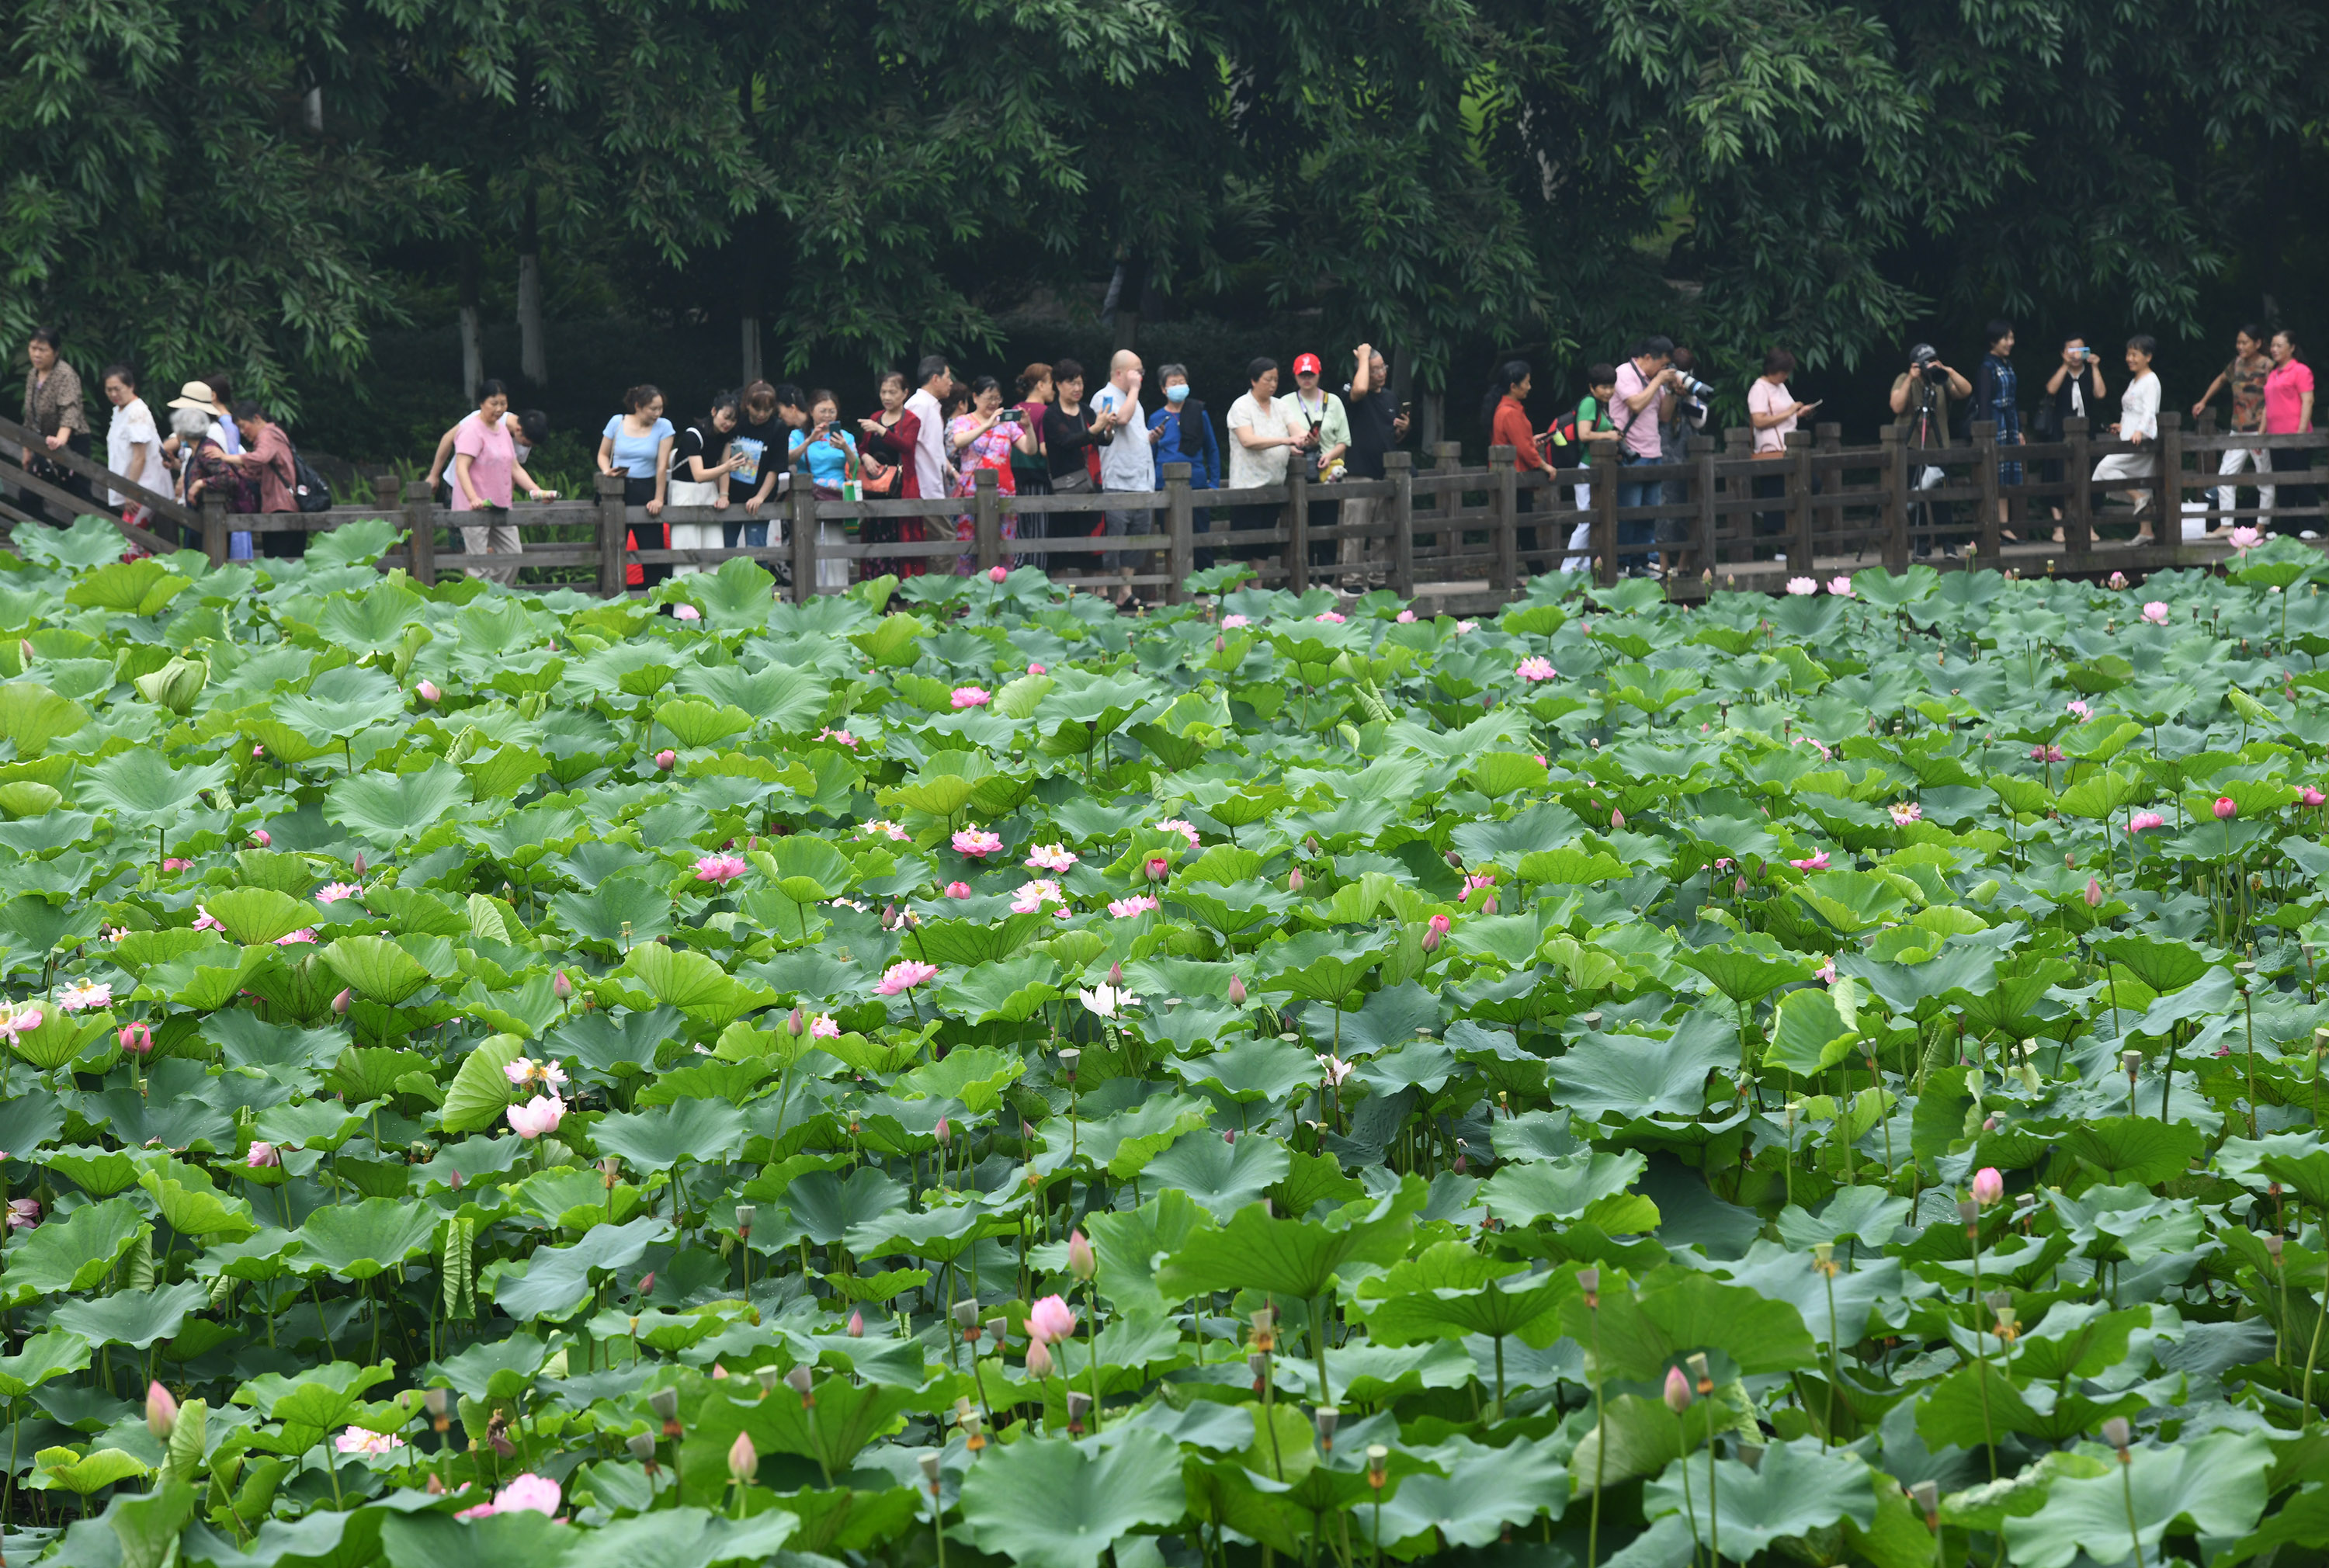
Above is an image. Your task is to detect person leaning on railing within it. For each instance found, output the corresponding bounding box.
[666,389,741,579]
[19,325,92,524]
[1151,363,1221,573]
[2092,335,2161,544]
[2265,328,2317,531]
[453,379,553,586]
[2192,324,2273,527]
[1483,359,1551,574]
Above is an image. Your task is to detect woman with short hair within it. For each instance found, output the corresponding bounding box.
[19,326,91,522]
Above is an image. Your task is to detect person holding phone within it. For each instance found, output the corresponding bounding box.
[453,378,552,585]
[1340,342,1407,585]
[1748,349,1814,550]
[2039,337,2106,527]
[1973,321,2027,536]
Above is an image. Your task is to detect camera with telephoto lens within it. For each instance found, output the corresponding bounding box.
[1669,370,1714,400]
[1911,344,1947,386]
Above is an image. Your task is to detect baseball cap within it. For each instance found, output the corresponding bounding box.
[1293,352,1322,377]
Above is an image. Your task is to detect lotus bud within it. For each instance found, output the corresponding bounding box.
[446,1168,463,1190]
[848,1309,866,1337]
[627,1432,657,1462]
[734,1204,755,1239]
[1066,1390,1092,1434]
[1026,1339,1053,1377]
[1145,855,1169,883]
[2084,876,2102,907]
[935,1115,951,1147]
[1289,866,1304,893]
[118,1020,152,1056]
[1479,893,1498,915]
[332,988,351,1015]
[1107,959,1123,987]
[1970,1167,2004,1207]
[919,1452,943,1489]
[1611,807,1625,829]
[554,970,572,1000]
[1314,1407,1339,1449]
[416,679,441,703]
[1663,1367,1692,1413]
[146,1381,179,1439]
[2102,1416,2133,1455]
[352,852,366,879]
[727,1431,758,1486]
[1229,976,1248,1006]
[637,1271,654,1296]
[655,748,677,770]
[251,829,270,848]
[16,639,30,666]
[1068,1230,1096,1282]
[785,1365,814,1404]
[1686,1351,1712,1396]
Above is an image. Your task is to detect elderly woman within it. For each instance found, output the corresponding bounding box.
[20,326,91,521]
[168,404,255,555]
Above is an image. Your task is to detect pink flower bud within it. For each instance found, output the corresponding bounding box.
[2084,876,2102,907]
[1479,893,1498,916]
[1026,1339,1053,1378]
[415,680,441,703]
[118,1021,152,1056]
[1663,1366,1692,1413]
[1107,960,1123,987]
[1289,866,1304,893]
[988,565,1008,583]
[945,880,972,898]
[656,749,677,771]
[331,988,351,1015]
[2213,796,2237,820]
[727,1431,758,1486]
[1229,977,1247,1006]
[146,1381,179,1439]
[553,970,572,999]
[1145,856,1168,883]
[1028,662,1046,675]
[935,1115,951,1147]
[1610,808,1625,830]
[1068,1230,1096,1282]
[250,829,270,848]
[848,1310,865,1337]
[1970,1167,2004,1207]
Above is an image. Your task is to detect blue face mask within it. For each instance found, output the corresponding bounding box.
[1165,383,1189,404]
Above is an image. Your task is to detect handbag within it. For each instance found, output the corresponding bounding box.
[859,454,899,498]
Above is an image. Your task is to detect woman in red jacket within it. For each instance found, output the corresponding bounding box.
[1483,359,1550,572]
[856,370,928,578]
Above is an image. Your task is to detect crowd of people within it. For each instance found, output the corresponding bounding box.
[12,318,2320,591]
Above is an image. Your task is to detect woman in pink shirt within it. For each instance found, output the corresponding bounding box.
[2265,328,2316,526]
[234,401,299,557]
[452,379,552,585]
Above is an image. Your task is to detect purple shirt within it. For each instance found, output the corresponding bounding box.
[1611,360,1667,460]
[451,411,515,510]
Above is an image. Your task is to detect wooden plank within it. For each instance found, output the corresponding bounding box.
[0,411,195,526]
[0,452,179,557]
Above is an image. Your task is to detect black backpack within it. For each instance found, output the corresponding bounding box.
[288,439,332,513]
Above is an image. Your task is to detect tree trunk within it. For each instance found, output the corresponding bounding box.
[1421,392,1444,453]
[518,189,546,388]
[1108,254,1148,355]
[741,314,763,387]
[459,246,484,404]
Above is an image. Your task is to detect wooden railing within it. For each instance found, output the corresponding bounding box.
[2,411,2320,607]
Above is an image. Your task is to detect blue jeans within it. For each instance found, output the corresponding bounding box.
[1616,453,1658,569]
[722,520,769,549]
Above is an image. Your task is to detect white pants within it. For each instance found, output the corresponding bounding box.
[1339,495,1378,569]
[460,519,521,584]
[817,520,849,591]
[667,480,721,575]
[2213,444,2273,521]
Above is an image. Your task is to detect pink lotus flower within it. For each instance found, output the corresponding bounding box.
[250,830,270,848]
[944,880,971,898]
[477,1473,561,1518]
[950,685,991,709]
[2084,876,2103,907]
[274,928,317,946]
[694,854,748,884]
[1026,842,1078,871]
[1068,1230,1096,1281]
[146,1381,178,1439]
[1815,960,1838,984]
[1789,851,1831,871]
[860,820,912,842]
[1516,657,1557,682]
[2229,525,2262,551]
[988,565,1009,583]
[810,1014,841,1039]
[1026,1294,1078,1344]
[2106,571,2129,590]
[1314,611,1346,623]
[1396,609,1416,623]
[2066,699,2090,720]
[1422,913,1449,952]
[1800,736,1833,761]
[161,858,192,872]
[118,1021,152,1056]
[6,1198,40,1230]
[1970,1167,2004,1206]
[2305,788,2326,807]
[876,960,939,995]
[1785,577,1817,595]
[2029,744,2064,763]
[2127,811,2164,834]
[953,828,1004,859]
[245,1141,279,1168]
[1026,661,1047,676]
[1455,619,1478,633]
[1221,614,1250,629]
[2213,796,2237,820]
[1889,802,1922,826]
[315,882,362,904]
[53,980,109,1014]
[817,727,858,748]
[2141,602,2169,625]
[1457,873,1495,903]
[1156,818,1202,850]
[415,680,441,703]
[1828,576,1855,597]
[655,749,677,770]
[1108,894,1161,918]
[1144,856,1170,883]
[672,603,702,622]
[1012,879,1066,914]
[335,1427,409,1455]
[252,744,266,758]
[505,1095,565,1140]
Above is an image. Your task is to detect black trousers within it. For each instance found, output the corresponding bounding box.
[2272,445,2317,526]
[625,476,671,588]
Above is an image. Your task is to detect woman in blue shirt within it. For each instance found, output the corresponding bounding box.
[599,383,675,586]
[789,390,858,591]
[1147,364,1220,568]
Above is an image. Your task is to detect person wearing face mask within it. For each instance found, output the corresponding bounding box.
[1148,365,1220,571]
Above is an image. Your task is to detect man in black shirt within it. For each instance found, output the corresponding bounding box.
[1340,343,1408,586]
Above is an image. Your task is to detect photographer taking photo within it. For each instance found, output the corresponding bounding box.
[1609,335,1690,574]
[1888,343,1970,555]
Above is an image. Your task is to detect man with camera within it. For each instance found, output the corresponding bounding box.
[1610,335,1702,574]
[1888,344,1970,554]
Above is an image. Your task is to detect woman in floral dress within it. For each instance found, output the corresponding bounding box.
[946,376,1039,574]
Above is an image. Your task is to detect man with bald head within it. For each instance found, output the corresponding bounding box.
[1090,349,1158,602]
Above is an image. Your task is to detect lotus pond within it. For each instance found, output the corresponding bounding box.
[5,515,2329,1568]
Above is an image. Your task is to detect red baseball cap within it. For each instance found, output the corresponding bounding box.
[1293,352,1322,376]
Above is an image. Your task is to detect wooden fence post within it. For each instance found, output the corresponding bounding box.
[1786,430,1814,572]
[1591,452,1619,588]
[791,482,820,602]
[396,477,438,587]
[1285,465,1310,592]
[2198,410,2222,531]
[1693,432,1716,578]
[2064,417,2093,554]
[1163,462,1194,603]
[1814,421,1841,562]
[973,467,1002,576]
[2158,410,2185,539]
[1488,446,1517,592]
[201,493,228,567]
[1973,420,2001,562]
[595,473,627,597]
[1386,450,1415,598]
[1424,442,1461,574]
[1880,429,1907,572]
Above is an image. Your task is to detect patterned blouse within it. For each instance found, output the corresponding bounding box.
[23,359,87,439]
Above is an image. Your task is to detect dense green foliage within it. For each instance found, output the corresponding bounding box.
[4,0,2327,416]
[7,522,2329,1564]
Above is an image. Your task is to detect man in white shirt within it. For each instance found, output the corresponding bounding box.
[1089,350,1156,598]
[1277,352,1348,571]
[1225,358,1296,559]
[906,356,953,508]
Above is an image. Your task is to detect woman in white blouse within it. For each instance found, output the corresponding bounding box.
[2091,334,2161,542]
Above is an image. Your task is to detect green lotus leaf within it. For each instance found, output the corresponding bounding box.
[33,1446,150,1496]
[2001,1429,2268,1568]
[47,1281,206,1349]
[0,1329,92,1396]
[958,1428,1187,1568]
[1643,1438,1876,1558]
[319,934,436,1004]
[325,760,474,844]
[294,1196,441,1281]
[76,753,226,823]
[1,1196,147,1299]
[200,886,317,946]
[1158,1174,1425,1302]
[592,1096,750,1170]
[439,1033,529,1135]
